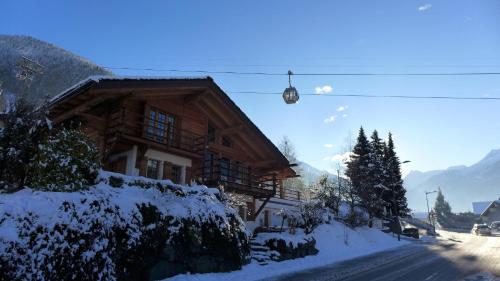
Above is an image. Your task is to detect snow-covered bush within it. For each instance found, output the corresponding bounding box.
[298,201,332,234]
[253,229,318,261]
[28,128,100,191]
[275,209,302,233]
[0,172,250,280]
[0,97,51,191]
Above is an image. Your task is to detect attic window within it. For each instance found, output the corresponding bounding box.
[222,136,232,147]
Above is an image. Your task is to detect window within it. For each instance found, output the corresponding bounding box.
[146,108,176,144]
[220,157,230,181]
[146,159,160,179]
[171,165,182,184]
[232,161,243,184]
[203,153,215,180]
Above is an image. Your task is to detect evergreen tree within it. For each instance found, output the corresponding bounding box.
[383,133,409,216]
[0,96,51,191]
[366,130,387,218]
[345,127,375,220]
[434,188,452,224]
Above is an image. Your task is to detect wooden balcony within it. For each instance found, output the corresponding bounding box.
[197,158,277,198]
[107,110,206,157]
[276,188,302,201]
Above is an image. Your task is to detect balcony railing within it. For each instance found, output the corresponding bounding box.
[276,189,302,201]
[143,120,205,154]
[108,109,205,155]
[197,158,276,198]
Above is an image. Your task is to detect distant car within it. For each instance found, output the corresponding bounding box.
[402,227,419,239]
[471,224,491,236]
[490,221,500,231]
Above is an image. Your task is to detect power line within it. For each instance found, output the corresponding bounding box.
[229,91,500,100]
[103,66,500,77]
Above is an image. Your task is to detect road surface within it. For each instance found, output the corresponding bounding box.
[266,231,500,281]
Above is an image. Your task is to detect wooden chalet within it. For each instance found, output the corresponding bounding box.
[48,76,296,220]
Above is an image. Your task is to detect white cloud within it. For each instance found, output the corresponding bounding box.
[418,4,432,12]
[342,114,348,118]
[337,105,348,112]
[323,115,337,124]
[315,85,333,95]
[323,152,354,163]
[324,144,334,148]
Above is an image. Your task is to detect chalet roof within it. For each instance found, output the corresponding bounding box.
[50,75,211,105]
[49,75,292,169]
[480,199,500,217]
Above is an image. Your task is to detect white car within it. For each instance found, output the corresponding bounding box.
[471,224,491,236]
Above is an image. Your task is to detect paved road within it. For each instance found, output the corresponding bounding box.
[266,231,500,281]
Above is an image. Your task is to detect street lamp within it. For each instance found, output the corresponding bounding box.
[425,190,437,234]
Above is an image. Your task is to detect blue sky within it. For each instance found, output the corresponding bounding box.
[2,0,500,175]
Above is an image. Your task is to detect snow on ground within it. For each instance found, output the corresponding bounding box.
[167,221,409,281]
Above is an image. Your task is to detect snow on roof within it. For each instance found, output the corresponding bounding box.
[480,199,500,217]
[472,201,493,215]
[49,75,212,105]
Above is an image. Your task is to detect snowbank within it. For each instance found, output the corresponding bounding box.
[168,221,409,281]
[0,171,250,280]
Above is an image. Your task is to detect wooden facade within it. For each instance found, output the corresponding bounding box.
[49,76,295,220]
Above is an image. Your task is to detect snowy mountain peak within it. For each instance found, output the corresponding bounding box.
[404,148,500,212]
[0,34,111,108]
[477,149,500,166]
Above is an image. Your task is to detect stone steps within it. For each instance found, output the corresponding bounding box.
[250,238,280,265]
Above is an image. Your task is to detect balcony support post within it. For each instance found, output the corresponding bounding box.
[253,196,271,221]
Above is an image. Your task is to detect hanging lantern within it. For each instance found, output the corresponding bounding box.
[283,70,299,104]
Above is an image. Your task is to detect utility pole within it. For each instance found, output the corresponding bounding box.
[337,168,341,216]
[425,190,437,234]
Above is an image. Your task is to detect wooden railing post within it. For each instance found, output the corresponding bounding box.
[272,173,277,196]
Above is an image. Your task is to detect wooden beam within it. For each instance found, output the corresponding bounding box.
[183,90,208,105]
[219,124,243,135]
[196,100,227,128]
[52,96,107,124]
[77,112,106,124]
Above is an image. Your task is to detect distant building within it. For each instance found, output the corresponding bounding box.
[480,199,500,225]
[472,201,493,215]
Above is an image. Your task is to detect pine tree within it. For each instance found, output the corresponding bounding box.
[383,133,409,216]
[366,130,387,218]
[434,188,452,225]
[345,127,374,219]
[0,96,51,191]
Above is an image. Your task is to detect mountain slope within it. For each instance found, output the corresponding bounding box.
[0,35,111,107]
[404,149,500,212]
[299,161,334,186]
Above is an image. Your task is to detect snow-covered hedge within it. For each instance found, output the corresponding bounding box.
[0,172,250,280]
[254,229,318,261]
